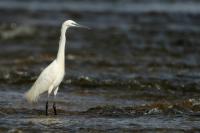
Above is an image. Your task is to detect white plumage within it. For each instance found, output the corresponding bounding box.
[25,20,87,104]
[25,60,64,102]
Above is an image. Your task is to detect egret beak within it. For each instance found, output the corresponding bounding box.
[74,23,90,29]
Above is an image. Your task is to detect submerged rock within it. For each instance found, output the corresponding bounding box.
[83,99,200,117]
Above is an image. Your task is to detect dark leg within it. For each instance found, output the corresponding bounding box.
[53,87,58,115]
[53,102,57,115]
[46,101,48,116]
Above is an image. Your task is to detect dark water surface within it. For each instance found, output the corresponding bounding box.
[1,0,200,132]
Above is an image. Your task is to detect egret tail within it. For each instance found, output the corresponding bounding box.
[25,81,52,103]
[25,79,51,103]
[25,83,51,103]
[25,87,39,103]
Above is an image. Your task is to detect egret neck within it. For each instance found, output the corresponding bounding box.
[56,25,68,65]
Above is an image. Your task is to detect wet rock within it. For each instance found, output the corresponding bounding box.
[8,129,23,133]
[83,99,200,117]
[0,24,36,40]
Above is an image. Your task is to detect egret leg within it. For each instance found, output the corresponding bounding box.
[53,102,57,115]
[46,100,48,116]
[53,87,59,115]
[46,85,54,116]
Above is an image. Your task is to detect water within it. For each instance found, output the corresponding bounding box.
[0,0,200,132]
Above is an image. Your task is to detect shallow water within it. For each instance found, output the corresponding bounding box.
[0,0,200,132]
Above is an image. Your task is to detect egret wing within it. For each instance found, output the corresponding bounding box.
[25,60,58,103]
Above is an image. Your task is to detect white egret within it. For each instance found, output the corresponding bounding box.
[25,20,88,115]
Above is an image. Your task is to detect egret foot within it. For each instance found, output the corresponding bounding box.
[46,101,48,116]
[53,102,57,115]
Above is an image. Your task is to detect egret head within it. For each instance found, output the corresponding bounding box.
[62,20,89,29]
